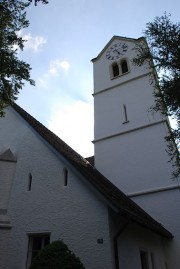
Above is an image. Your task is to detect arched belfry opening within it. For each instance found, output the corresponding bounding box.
[112,62,119,77]
[110,59,129,79]
[121,59,128,74]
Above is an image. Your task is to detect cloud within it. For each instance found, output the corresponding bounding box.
[23,33,47,52]
[13,31,47,53]
[49,59,70,75]
[48,100,94,157]
[37,59,70,88]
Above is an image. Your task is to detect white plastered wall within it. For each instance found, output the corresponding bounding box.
[132,190,180,269]
[92,36,180,269]
[0,107,112,269]
[117,223,168,269]
[94,122,173,194]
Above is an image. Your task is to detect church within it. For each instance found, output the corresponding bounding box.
[0,36,179,269]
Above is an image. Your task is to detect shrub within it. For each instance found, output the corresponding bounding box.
[29,240,85,269]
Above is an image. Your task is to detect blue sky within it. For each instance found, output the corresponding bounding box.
[17,0,180,157]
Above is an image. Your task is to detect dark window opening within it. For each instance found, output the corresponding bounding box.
[150,253,155,269]
[28,173,32,191]
[122,104,129,124]
[140,251,150,269]
[112,63,119,77]
[121,60,128,74]
[63,168,68,186]
[27,234,50,268]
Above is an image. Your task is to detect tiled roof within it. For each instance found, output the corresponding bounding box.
[12,103,173,239]
[85,156,94,166]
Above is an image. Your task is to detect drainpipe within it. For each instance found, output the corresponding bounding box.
[114,221,129,269]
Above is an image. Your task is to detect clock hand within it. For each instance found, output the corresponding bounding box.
[114,49,121,55]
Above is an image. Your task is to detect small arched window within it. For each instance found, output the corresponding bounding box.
[112,62,120,77]
[121,59,128,74]
[28,173,32,191]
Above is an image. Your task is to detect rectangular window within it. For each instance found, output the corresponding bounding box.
[26,233,50,268]
[150,252,155,269]
[140,251,150,269]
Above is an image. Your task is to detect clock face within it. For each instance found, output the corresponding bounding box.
[106,42,128,60]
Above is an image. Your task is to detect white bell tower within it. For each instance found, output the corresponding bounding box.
[92,36,173,194]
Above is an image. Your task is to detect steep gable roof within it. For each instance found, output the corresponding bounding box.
[12,103,173,239]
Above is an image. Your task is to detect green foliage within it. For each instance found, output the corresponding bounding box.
[133,13,180,177]
[29,240,85,269]
[0,0,32,115]
[0,0,48,116]
[28,0,49,5]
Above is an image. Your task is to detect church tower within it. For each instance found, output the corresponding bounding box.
[92,36,173,194]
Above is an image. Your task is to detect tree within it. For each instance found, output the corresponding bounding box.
[29,240,85,269]
[133,13,180,177]
[29,0,49,5]
[0,0,48,117]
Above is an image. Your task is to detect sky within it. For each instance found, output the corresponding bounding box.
[16,0,180,157]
